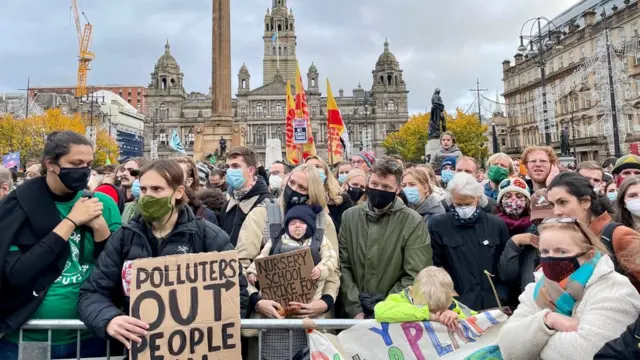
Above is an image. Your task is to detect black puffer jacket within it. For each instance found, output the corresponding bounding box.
[78,206,249,339]
[594,316,640,359]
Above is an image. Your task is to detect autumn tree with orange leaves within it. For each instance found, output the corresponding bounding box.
[383,108,488,163]
[0,109,119,168]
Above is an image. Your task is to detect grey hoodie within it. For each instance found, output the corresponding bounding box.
[413,195,446,224]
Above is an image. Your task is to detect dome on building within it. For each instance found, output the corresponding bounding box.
[239,63,250,74]
[376,38,398,67]
[308,62,317,73]
[155,40,180,71]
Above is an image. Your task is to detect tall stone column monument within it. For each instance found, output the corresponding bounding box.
[196,0,241,161]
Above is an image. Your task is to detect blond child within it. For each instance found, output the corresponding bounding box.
[374,266,476,328]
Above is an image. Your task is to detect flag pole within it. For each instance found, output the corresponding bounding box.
[298,144,303,165]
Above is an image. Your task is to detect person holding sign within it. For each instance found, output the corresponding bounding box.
[78,159,249,349]
[0,132,122,360]
[245,204,338,307]
[236,164,340,360]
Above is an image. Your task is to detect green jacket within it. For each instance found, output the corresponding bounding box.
[339,199,433,318]
[374,288,477,323]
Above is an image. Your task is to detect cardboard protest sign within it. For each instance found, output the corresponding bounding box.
[254,247,317,308]
[309,310,509,360]
[129,251,241,360]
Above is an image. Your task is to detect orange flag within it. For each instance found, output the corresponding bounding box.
[295,62,317,160]
[284,81,299,165]
[326,79,350,164]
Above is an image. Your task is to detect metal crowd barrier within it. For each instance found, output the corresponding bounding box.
[16,318,361,360]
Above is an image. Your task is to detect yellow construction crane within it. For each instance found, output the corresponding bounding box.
[71,0,94,97]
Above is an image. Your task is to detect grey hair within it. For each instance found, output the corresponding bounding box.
[446,172,488,207]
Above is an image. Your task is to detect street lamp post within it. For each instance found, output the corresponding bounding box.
[491,121,499,153]
[518,17,564,146]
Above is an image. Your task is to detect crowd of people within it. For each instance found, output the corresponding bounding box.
[1,130,640,359]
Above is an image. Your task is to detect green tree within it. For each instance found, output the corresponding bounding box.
[447,108,489,164]
[382,113,430,162]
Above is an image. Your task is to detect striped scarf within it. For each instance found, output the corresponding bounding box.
[533,252,601,316]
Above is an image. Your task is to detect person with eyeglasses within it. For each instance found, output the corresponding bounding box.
[351,151,376,174]
[547,172,640,292]
[428,172,510,311]
[522,146,560,193]
[498,217,640,360]
[120,158,148,224]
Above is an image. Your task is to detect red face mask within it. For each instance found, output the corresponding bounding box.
[540,252,587,282]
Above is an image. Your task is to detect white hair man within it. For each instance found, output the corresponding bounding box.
[427,172,510,311]
[0,166,13,200]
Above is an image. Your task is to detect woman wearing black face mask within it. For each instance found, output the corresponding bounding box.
[498,218,640,360]
[0,131,123,360]
[235,164,341,359]
[342,169,368,205]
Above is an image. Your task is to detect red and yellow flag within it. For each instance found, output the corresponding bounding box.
[295,62,317,161]
[326,79,349,164]
[284,81,298,165]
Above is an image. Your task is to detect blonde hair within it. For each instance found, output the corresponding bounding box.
[403,168,431,195]
[538,221,611,257]
[87,173,103,191]
[281,164,327,209]
[343,169,368,204]
[305,156,343,205]
[486,152,514,176]
[412,267,455,313]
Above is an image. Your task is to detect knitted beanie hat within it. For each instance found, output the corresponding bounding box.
[354,151,376,169]
[441,156,457,171]
[196,162,211,185]
[284,205,321,240]
[497,177,531,204]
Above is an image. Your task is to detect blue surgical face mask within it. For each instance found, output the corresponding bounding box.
[441,170,454,184]
[131,179,141,199]
[226,168,246,190]
[403,186,421,205]
[317,168,327,184]
[607,191,618,201]
[338,173,348,184]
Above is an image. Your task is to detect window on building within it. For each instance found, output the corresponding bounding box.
[311,105,318,115]
[275,126,283,142]
[275,102,283,115]
[273,47,276,56]
[186,128,195,146]
[256,126,265,146]
[580,46,586,59]
[569,51,574,63]
[256,102,264,116]
[560,55,564,68]
[159,129,167,145]
[386,100,396,114]
[241,106,247,116]
[633,22,638,37]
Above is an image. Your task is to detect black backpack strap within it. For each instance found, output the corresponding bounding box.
[82,190,94,198]
[310,213,325,265]
[193,219,207,253]
[601,222,621,255]
[265,199,283,255]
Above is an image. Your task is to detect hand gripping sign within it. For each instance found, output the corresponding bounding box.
[129,251,241,360]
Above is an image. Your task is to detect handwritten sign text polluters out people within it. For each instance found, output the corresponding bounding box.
[255,248,317,309]
[129,251,241,360]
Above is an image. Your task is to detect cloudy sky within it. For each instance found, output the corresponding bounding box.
[0,0,580,114]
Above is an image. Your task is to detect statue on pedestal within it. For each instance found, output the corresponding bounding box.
[219,136,227,156]
[561,126,570,156]
[428,88,446,139]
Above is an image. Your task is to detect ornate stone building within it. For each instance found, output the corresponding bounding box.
[501,0,640,163]
[144,0,409,163]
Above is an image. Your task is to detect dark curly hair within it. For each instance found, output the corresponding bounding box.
[197,188,228,214]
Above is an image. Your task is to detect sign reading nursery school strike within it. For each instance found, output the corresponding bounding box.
[129,251,241,360]
[255,248,317,309]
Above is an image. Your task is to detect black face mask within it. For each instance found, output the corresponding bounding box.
[57,166,91,192]
[366,187,397,210]
[283,185,309,210]
[347,186,364,203]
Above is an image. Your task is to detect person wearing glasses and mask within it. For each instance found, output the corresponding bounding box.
[547,172,640,291]
[340,157,432,319]
[268,160,291,198]
[498,218,640,360]
[120,158,148,224]
[428,172,510,311]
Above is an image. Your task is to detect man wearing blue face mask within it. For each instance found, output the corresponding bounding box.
[428,172,510,311]
[219,146,273,246]
[440,157,456,187]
